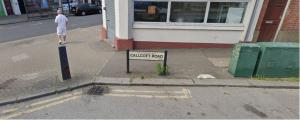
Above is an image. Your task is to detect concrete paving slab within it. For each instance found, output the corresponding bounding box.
[94,77,298,88]
[131,78,195,85]
[194,79,250,86]
[99,49,234,79]
[248,80,299,87]
[95,77,131,84]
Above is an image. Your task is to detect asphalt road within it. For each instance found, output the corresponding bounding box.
[0,86,298,119]
[0,14,102,43]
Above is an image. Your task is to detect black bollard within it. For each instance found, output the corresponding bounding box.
[58,45,71,80]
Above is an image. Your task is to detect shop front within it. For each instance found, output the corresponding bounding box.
[0,0,60,19]
[25,0,59,18]
[101,0,264,50]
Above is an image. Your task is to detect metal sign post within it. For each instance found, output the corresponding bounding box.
[58,45,71,80]
[126,50,168,75]
[126,49,130,73]
[163,50,168,75]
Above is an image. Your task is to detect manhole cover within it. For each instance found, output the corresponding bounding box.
[86,86,109,95]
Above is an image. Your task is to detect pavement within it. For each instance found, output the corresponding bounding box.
[0,24,299,106]
[0,25,113,104]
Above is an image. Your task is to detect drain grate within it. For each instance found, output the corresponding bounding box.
[86,86,108,95]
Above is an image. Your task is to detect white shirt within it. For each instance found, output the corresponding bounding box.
[55,14,68,29]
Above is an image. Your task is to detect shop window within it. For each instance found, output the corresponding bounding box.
[134,1,168,22]
[207,2,247,23]
[170,2,207,23]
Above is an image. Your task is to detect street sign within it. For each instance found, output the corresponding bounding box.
[129,51,165,61]
[126,50,168,75]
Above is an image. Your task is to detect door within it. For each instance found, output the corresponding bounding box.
[3,0,13,15]
[105,0,115,46]
[257,0,288,42]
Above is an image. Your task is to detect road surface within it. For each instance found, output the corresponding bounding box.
[0,86,298,119]
[0,14,102,43]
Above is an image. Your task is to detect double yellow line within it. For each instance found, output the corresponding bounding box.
[0,92,81,119]
[0,88,192,119]
[104,88,192,99]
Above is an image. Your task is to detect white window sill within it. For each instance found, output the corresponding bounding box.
[133,22,245,31]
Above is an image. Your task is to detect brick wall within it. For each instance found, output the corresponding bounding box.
[281,0,299,31]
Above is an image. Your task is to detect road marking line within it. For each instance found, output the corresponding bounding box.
[1,108,18,114]
[182,88,192,98]
[0,92,81,119]
[0,95,80,119]
[104,93,190,99]
[28,92,81,108]
[105,88,192,99]
[111,89,183,94]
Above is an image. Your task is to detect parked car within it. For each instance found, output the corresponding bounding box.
[63,2,78,11]
[71,3,101,16]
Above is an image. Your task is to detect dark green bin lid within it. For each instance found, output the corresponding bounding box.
[258,42,299,48]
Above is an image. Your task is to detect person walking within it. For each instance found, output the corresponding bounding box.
[55,9,69,44]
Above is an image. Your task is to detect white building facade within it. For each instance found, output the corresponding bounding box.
[101,0,264,50]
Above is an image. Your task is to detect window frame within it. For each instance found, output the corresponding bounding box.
[133,0,251,30]
[133,0,169,22]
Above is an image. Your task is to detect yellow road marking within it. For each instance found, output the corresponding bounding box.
[105,88,192,99]
[104,93,190,99]
[1,108,18,114]
[0,88,192,118]
[28,92,81,108]
[1,95,80,119]
[0,92,81,119]
[182,88,192,98]
[111,89,183,94]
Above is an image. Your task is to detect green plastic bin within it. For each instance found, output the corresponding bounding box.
[255,42,299,77]
[228,43,260,77]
